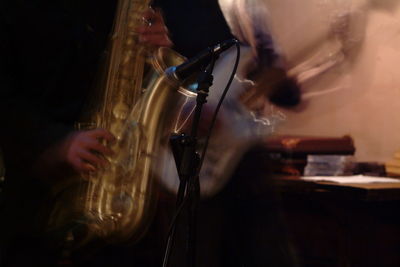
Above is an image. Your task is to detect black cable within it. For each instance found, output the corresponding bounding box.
[196,41,241,176]
[161,42,241,267]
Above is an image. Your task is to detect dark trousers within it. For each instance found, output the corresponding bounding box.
[1,147,298,267]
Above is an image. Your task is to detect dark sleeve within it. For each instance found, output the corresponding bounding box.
[0,0,116,178]
[0,6,73,176]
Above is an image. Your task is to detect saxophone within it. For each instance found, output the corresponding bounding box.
[46,0,193,246]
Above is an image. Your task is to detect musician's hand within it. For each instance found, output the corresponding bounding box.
[136,8,173,47]
[61,129,115,174]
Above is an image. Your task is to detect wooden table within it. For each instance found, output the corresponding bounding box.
[274,176,400,267]
[275,175,400,201]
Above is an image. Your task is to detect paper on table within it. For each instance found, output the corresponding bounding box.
[301,175,400,184]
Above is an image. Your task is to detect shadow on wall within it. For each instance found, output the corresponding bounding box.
[282,3,369,114]
[368,0,400,12]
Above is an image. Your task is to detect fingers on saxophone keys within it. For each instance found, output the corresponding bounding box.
[141,7,157,24]
[92,142,114,157]
[80,149,108,168]
[78,129,115,172]
[88,142,114,168]
[136,8,173,47]
[88,128,116,143]
[71,155,95,173]
[81,163,96,174]
[138,8,157,32]
[141,16,153,28]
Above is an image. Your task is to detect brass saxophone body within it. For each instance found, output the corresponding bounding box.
[47,0,192,245]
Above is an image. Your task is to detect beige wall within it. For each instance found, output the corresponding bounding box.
[269,1,400,162]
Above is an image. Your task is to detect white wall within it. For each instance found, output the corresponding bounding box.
[268,0,400,162]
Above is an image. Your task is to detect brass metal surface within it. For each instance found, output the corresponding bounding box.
[46,0,190,246]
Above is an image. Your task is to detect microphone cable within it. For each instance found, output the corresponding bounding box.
[162,41,241,267]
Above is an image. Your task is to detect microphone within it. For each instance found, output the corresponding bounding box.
[167,38,238,81]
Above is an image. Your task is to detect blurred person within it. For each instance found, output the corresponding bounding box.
[0,1,172,266]
[152,1,301,267]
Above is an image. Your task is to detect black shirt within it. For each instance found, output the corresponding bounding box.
[0,1,117,257]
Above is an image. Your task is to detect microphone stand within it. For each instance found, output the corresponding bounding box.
[163,55,217,267]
